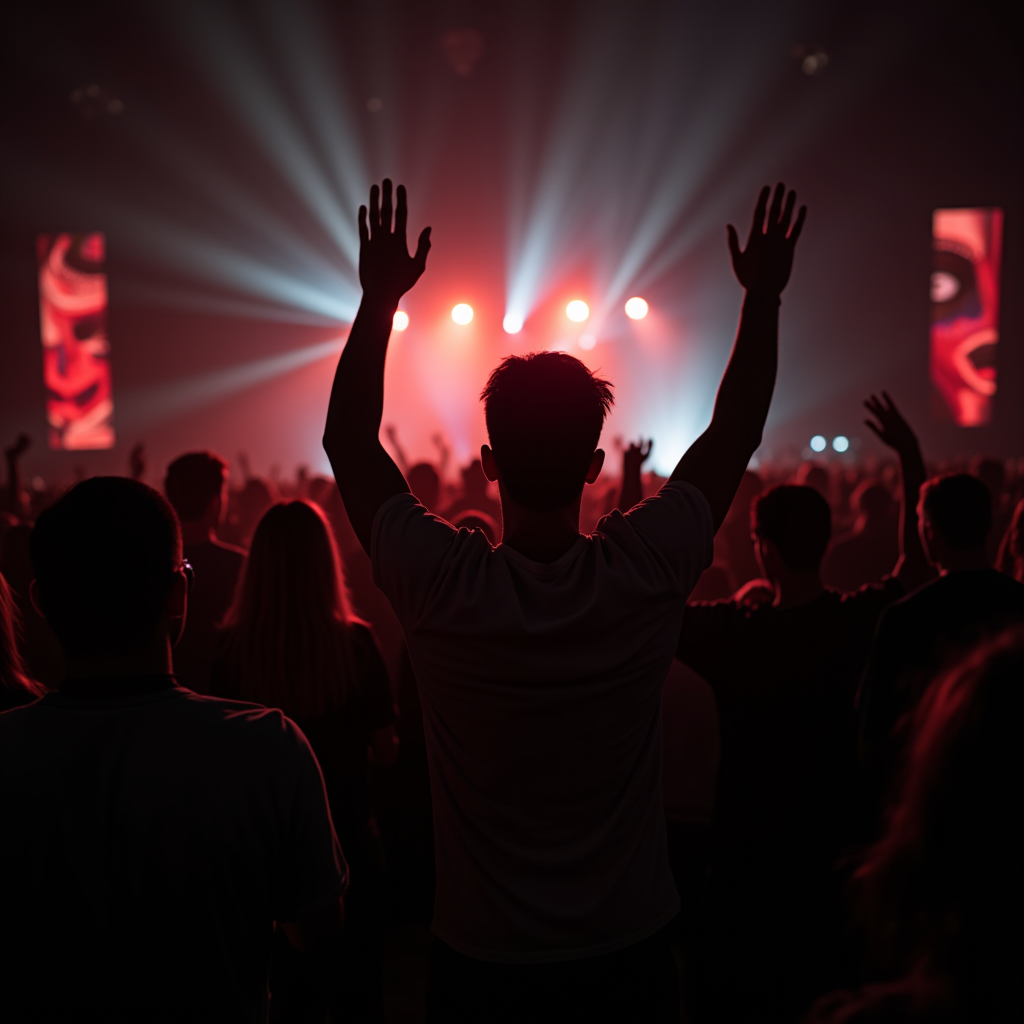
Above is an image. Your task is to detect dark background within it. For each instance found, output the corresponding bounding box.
[2,0,1022,482]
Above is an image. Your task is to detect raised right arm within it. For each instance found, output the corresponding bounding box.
[671,184,805,532]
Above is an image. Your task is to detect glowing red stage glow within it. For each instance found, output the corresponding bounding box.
[451,303,474,325]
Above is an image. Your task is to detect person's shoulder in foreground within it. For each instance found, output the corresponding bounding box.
[0,475,346,1023]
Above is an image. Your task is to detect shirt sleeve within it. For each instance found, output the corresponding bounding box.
[606,480,715,598]
[272,718,350,922]
[371,493,461,628]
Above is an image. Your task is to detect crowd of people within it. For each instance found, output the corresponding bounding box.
[0,181,1021,1023]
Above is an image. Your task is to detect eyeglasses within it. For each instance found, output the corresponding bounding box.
[179,558,195,595]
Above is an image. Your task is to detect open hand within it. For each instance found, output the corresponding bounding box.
[864,392,918,454]
[727,184,806,296]
[623,438,653,473]
[359,179,431,304]
[5,434,31,460]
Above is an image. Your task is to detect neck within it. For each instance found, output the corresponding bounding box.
[498,490,582,563]
[63,635,174,680]
[937,549,991,574]
[771,569,826,610]
[181,521,217,546]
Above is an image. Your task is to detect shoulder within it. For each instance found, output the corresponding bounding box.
[839,576,905,613]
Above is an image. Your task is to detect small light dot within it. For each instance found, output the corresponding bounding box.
[392,310,409,331]
[832,435,850,453]
[624,297,649,320]
[566,300,589,323]
[810,435,827,452]
[502,313,523,334]
[451,303,474,325]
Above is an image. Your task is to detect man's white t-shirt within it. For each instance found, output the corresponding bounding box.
[372,480,713,963]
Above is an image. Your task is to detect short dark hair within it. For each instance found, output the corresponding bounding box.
[921,473,992,551]
[752,485,831,572]
[164,451,228,522]
[30,477,182,658]
[481,352,614,511]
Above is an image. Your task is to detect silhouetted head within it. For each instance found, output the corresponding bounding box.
[223,500,358,718]
[164,451,228,525]
[408,462,441,510]
[751,484,831,576]
[856,626,1023,1008]
[919,473,991,567]
[852,480,895,523]
[480,352,614,511]
[29,477,183,659]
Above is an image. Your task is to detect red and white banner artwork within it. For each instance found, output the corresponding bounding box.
[37,233,115,450]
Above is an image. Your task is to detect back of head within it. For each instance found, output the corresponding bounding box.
[482,352,613,511]
[858,626,1024,999]
[223,500,354,718]
[854,481,895,522]
[921,473,992,551]
[752,484,832,572]
[30,477,182,659]
[164,451,227,523]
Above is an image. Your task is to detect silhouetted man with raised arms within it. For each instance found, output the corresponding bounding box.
[324,179,804,1021]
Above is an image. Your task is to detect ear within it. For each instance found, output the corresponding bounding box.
[166,569,187,620]
[480,444,500,483]
[584,449,605,485]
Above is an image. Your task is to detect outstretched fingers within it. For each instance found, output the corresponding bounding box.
[358,205,369,246]
[381,179,393,234]
[768,183,785,229]
[778,190,796,234]
[395,184,408,240]
[413,226,432,273]
[369,184,381,237]
[788,204,807,243]
[748,186,771,243]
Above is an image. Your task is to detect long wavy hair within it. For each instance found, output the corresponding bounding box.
[220,500,362,720]
[0,572,44,699]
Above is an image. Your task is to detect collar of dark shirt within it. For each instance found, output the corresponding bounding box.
[58,674,180,698]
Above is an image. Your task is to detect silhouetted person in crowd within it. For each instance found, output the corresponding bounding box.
[215,498,396,1022]
[996,494,1024,583]
[0,571,44,712]
[674,392,930,1021]
[810,627,1023,1024]
[441,456,502,525]
[163,451,246,694]
[323,178,804,1021]
[858,472,1024,807]
[0,477,347,1023]
[823,480,899,593]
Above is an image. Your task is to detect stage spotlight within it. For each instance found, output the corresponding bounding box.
[451,303,474,325]
[566,300,589,323]
[392,310,409,331]
[579,333,596,350]
[832,435,849,453]
[624,297,649,320]
[810,435,827,452]
[503,313,523,334]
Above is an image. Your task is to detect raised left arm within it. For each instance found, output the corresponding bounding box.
[323,180,431,554]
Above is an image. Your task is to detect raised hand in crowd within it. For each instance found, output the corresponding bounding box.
[324,180,432,552]
[3,433,32,520]
[863,391,932,590]
[671,184,806,531]
[618,438,653,512]
[128,442,146,482]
